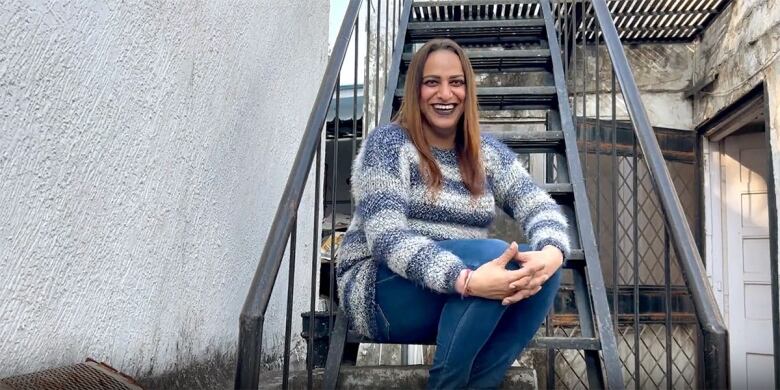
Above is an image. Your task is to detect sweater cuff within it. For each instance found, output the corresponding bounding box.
[441,256,468,294]
[534,238,571,259]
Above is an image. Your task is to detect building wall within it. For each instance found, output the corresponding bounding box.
[693,0,780,324]
[0,0,328,382]
[572,43,696,130]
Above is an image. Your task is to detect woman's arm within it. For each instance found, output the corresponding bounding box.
[482,135,571,257]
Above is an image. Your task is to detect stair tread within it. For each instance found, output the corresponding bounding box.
[407,19,546,43]
[259,366,537,390]
[402,49,551,71]
[343,332,600,352]
[494,130,564,149]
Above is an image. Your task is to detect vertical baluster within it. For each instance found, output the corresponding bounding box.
[365,0,371,132]
[611,65,619,355]
[571,0,577,115]
[330,78,341,331]
[595,19,601,243]
[392,0,396,55]
[353,15,360,213]
[633,129,640,390]
[384,0,389,98]
[308,138,321,390]
[582,1,589,185]
[665,228,673,390]
[282,222,297,390]
[375,0,381,127]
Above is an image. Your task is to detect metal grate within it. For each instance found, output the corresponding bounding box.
[0,361,141,390]
[410,0,733,43]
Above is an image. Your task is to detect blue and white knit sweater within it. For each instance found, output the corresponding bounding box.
[336,123,571,339]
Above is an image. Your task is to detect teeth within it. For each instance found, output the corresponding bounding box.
[433,104,454,110]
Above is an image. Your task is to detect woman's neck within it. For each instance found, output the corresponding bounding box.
[422,123,456,150]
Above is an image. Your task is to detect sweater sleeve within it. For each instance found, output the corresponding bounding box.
[352,125,467,293]
[482,135,572,257]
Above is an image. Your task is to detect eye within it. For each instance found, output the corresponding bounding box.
[423,79,439,87]
[450,79,465,87]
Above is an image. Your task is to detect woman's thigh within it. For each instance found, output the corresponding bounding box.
[438,238,528,270]
[374,263,446,344]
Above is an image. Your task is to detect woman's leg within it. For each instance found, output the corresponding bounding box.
[467,269,561,388]
[374,261,447,344]
[427,239,519,389]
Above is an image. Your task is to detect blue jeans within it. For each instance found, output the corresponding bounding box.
[373,239,561,389]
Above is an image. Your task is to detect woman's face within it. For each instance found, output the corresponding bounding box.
[419,49,466,143]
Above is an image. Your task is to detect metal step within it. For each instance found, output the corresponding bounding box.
[394,86,557,110]
[540,182,573,202]
[402,49,551,72]
[407,19,546,44]
[527,336,601,351]
[497,130,564,153]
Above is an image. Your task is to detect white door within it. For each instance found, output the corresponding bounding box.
[722,132,775,389]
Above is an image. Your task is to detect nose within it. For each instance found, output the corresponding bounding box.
[437,83,453,100]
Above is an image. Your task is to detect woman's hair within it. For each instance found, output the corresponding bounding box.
[393,38,484,196]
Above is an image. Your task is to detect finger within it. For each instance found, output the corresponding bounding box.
[514,250,532,263]
[506,270,534,287]
[494,242,518,266]
[502,289,525,305]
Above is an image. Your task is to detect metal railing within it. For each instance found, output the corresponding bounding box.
[550,0,729,388]
[234,0,407,388]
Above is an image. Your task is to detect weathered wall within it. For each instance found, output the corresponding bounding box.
[571,43,696,130]
[0,0,328,382]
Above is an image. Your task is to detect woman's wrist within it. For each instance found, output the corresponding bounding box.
[454,269,469,294]
[541,245,564,266]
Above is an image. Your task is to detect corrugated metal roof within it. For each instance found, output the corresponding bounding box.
[327,84,363,122]
[410,0,734,43]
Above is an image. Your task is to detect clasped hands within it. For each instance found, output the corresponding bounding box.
[454,242,563,305]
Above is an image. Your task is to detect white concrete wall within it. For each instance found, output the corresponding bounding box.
[0,0,328,380]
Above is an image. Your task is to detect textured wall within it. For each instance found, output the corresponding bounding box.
[0,0,327,379]
[571,44,696,130]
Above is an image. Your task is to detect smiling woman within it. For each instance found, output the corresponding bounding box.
[335,38,570,389]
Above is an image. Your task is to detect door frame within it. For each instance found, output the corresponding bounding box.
[698,82,779,386]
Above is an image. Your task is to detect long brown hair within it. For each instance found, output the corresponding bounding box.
[393,38,484,196]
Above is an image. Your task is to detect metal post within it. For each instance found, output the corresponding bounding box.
[282,222,297,389]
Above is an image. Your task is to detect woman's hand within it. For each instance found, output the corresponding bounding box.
[457,242,540,300]
[500,245,564,305]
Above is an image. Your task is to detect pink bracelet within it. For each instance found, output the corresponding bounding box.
[462,269,475,298]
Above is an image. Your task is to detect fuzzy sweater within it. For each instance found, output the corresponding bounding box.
[335,123,571,339]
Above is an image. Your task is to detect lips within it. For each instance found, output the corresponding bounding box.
[432,103,456,115]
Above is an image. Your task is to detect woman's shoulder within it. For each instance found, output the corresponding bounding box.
[365,122,409,146]
[361,123,413,157]
[479,133,516,166]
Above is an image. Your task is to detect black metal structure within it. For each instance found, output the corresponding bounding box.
[233,0,405,388]
[235,0,730,388]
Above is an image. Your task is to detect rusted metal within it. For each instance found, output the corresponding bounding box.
[0,360,142,390]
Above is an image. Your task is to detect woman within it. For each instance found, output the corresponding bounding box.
[336,38,570,389]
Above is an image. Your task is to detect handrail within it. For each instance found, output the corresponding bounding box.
[234,0,364,388]
[586,0,729,388]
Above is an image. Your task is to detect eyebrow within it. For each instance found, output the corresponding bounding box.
[422,74,465,79]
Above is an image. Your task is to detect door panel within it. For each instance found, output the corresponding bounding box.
[723,132,774,389]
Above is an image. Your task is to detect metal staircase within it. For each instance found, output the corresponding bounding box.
[321,1,624,388]
[235,0,729,389]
